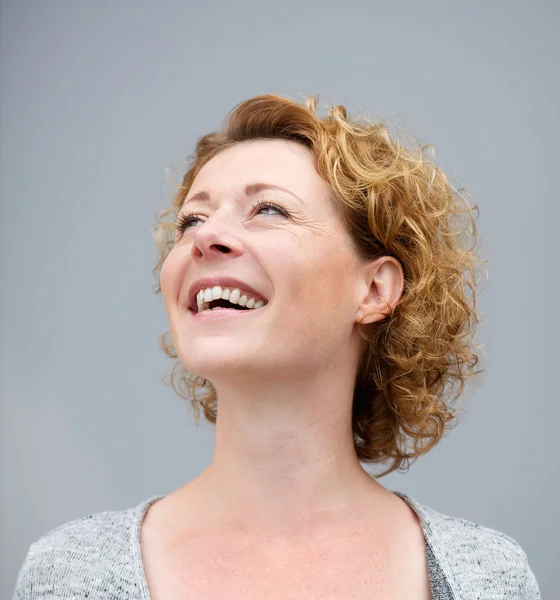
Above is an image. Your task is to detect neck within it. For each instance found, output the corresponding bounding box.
[180,367,390,542]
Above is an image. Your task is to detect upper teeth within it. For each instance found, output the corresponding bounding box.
[196,286,266,312]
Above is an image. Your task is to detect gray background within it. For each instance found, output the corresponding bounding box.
[1,0,557,596]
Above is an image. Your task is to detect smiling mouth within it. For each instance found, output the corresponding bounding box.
[192,287,268,314]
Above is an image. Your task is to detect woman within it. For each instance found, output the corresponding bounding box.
[14,94,541,599]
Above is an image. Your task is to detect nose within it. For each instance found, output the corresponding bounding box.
[190,210,244,261]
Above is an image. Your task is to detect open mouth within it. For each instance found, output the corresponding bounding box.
[189,297,268,315]
[190,286,268,315]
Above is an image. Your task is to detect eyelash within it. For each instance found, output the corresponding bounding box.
[175,200,289,234]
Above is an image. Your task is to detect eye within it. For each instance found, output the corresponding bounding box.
[175,212,201,233]
[250,200,288,218]
[174,200,289,235]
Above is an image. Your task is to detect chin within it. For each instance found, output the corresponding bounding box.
[180,349,256,380]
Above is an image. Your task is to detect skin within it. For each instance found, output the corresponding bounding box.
[159,138,405,551]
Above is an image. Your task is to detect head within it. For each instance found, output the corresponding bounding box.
[152,94,486,477]
[159,136,403,389]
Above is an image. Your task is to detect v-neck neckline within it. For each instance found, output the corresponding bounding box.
[129,490,453,599]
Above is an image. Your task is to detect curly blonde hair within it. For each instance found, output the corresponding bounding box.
[151,93,487,477]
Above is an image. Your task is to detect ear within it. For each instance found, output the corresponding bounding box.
[356,256,405,325]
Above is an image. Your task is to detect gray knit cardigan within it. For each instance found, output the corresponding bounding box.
[12,491,541,599]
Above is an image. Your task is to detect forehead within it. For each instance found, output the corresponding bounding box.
[190,139,331,199]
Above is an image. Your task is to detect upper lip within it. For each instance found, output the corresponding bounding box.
[187,277,268,312]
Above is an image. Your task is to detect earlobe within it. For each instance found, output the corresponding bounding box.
[357,296,393,325]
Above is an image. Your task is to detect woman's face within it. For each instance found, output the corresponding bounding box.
[160,139,366,384]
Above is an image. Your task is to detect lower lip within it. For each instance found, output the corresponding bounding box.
[190,307,264,320]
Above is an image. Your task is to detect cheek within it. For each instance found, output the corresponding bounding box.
[288,246,355,325]
[160,249,184,308]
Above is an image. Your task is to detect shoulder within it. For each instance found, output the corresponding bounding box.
[394,492,541,599]
[12,496,159,599]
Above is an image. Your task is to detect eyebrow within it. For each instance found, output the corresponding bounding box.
[183,182,305,207]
